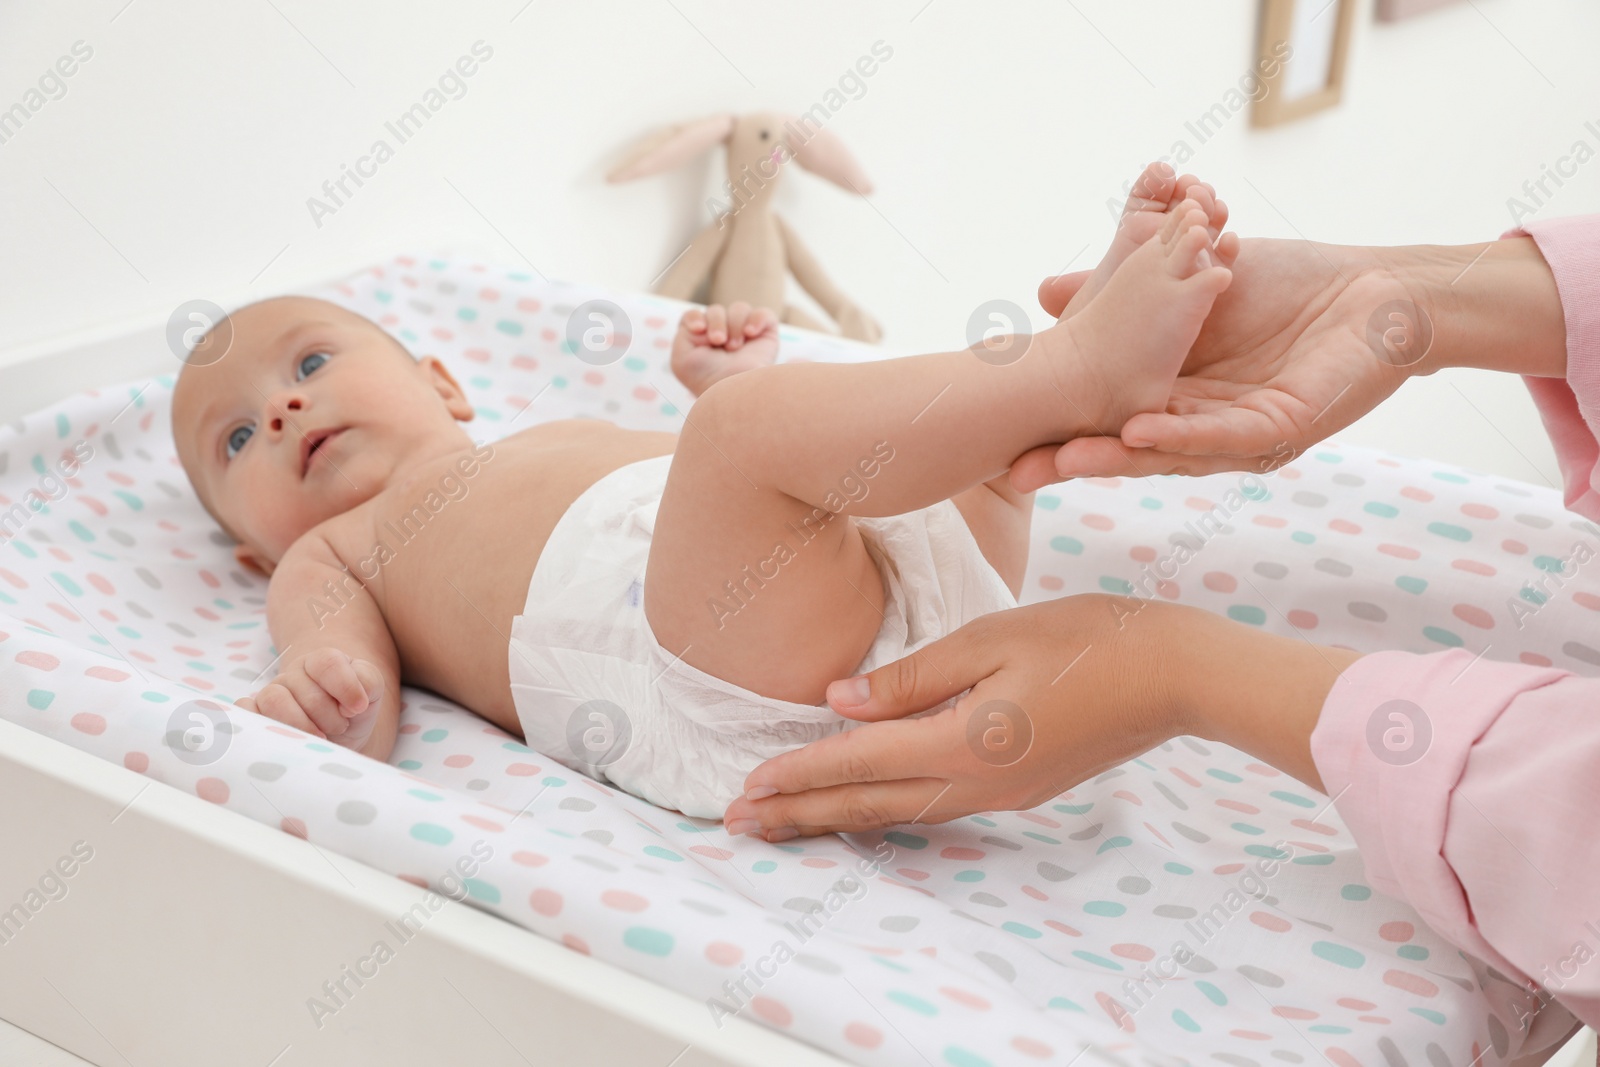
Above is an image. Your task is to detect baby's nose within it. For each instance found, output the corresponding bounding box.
[267,396,305,434]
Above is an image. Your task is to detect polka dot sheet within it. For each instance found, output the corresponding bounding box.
[1,253,1595,1067]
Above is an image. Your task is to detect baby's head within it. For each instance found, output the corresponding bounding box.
[172,296,474,575]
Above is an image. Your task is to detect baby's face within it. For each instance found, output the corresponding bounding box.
[172,297,473,572]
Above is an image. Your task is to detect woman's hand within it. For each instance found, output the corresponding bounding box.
[722,596,1360,840]
[1010,235,1566,490]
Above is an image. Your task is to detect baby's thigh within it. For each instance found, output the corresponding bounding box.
[645,438,885,706]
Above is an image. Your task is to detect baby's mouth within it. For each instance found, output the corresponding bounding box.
[301,427,347,477]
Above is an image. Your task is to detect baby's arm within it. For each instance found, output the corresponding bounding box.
[237,532,401,762]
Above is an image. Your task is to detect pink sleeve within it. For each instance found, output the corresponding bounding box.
[1311,651,1600,1035]
[1510,214,1600,521]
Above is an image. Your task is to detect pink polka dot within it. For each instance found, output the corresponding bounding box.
[1203,571,1236,593]
[88,574,114,595]
[1157,580,1179,599]
[529,889,563,916]
[1291,818,1338,836]
[281,818,308,838]
[940,986,991,1009]
[601,890,648,912]
[1110,943,1156,961]
[1359,1015,1391,1025]
[512,851,548,866]
[1095,992,1134,1032]
[1230,1030,1272,1041]
[1287,609,1318,630]
[396,874,428,889]
[1400,486,1434,502]
[1129,545,1157,563]
[516,297,541,312]
[1037,575,1064,591]
[1082,514,1114,531]
[1253,515,1287,528]
[1378,543,1421,559]
[706,941,743,965]
[1329,519,1361,535]
[124,752,149,773]
[844,1022,883,1049]
[461,814,503,832]
[1338,997,1376,1011]
[632,386,656,402]
[1452,604,1494,629]
[1502,539,1528,554]
[1327,1048,1363,1067]
[506,763,541,776]
[1273,1006,1318,1020]
[1379,921,1415,942]
[1017,811,1060,828]
[1044,920,1081,937]
[1218,799,1260,814]
[940,846,985,861]
[16,650,59,670]
[1384,970,1438,997]
[1453,559,1495,576]
[895,868,929,881]
[1250,912,1291,932]
[799,857,836,868]
[583,370,606,387]
[70,712,107,735]
[444,754,474,768]
[689,845,734,860]
[478,289,499,302]
[1574,591,1600,611]
[1277,467,1302,480]
[1184,497,1216,511]
[1012,1036,1053,1059]
[562,934,589,954]
[1520,651,1554,667]
[752,997,791,1027]
[1461,502,1498,519]
[1022,885,1048,901]
[196,778,229,804]
[511,355,538,371]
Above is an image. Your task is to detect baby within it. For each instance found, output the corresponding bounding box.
[171,163,1232,819]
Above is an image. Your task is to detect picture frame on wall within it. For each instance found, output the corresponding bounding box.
[1252,0,1359,127]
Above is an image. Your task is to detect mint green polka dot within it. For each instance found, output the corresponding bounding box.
[1398,945,1430,961]
[541,776,566,786]
[1021,831,1060,844]
[1341,884,1372,901]
[420,728,447,742]
[968,815,996,827]
[1364,502,1399,518]
[942,1048,991,1067]
[27,690,54,710]
[1053,802,1093,815]
[1001,922,1041,939]
[1048,996,1084,1011]
[871,956,910,973]
[1173,1009,1201,1032]
[1232,822,1264,835]
[1410,1008,1447,1025]
[752,860,777,873]
[1292,854,1334,866]
[1084,900,1125,917]
[1521,586,1548,605]
[1245,845,1290,860]
[623,357,647,372]
[495,320,523,336]
[551,376,567,388]
[139,691,168,702]
[469,375,492,389]
[113,491,143,511]
[1099,576,1133,594]
[1047,534,1085,557]
[410,823,453,845]
[501,741,532,753]
[1311,941,1365,968]
[1196,980,1227,1005]
[1227,605,1266,625]
[1140,497,1163,510]
[1271,790,1316,808]
[1314,451,1342,463]
[954,870,984,882]
[1533,554,1565,573]
[408,789,442,801]
[1291,531,1315,544]
[1242,482,1270,501]
[117,626,141,640]
[1095,836,1131,853]
[456,307,478,321]
[623,926,674,956]
[397,760,422,770]
[1071,949,1123,970]
[9,542,37,558]
[1034,494,1060,511]
[1164,862,1193,875]
[1423,626,1463,647]
[1396,576,1428,594]
[464,879,500,903]
[68,521,94,542]
[1427,521,1471,541]
[643,845,682,862]
[887,991,937,1015]
[1310,1025,1352,1034]
[1207,768,1243,783]
[884,831,927,850]
[1432,471,1469,484]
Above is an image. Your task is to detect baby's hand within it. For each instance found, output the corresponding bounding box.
[670,302,781,397]
[236,648,385,749]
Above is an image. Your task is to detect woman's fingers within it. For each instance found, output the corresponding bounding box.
[825,615,1009,722]
[736,716,954,801]
[728,777,965,839]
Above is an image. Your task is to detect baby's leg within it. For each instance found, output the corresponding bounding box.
[648,206,1230,704]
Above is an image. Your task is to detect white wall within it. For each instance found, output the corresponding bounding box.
[2,0,1597,484]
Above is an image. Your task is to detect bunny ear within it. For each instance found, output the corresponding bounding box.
[606,114,736,182]
[788,125,873,195]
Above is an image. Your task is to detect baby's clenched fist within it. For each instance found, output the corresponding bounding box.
[237,648,385,748]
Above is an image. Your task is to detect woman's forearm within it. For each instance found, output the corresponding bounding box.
[1162,606,1362,794]
[1397,236,1568,379]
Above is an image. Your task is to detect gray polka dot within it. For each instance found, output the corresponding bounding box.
[1378,1036,1408,1067]
[1564,641,1600,666]
[108,528,135,547]
[1153,781,1187,810]
[136,567,162,589]
[1037,861,1075,882]
[1214,1055,1260,1067]
[467,779,489,791]
[1253,561,1288,580]
[795,954,841,974]
[1153,905,1196,919]
[1068,824,1103,841]
[680,899,725,917]
[1292,491,1328,507]
[975,952,1015,982]
[1486,1015,1509,1057]
[248,761,287,781]
[575,855,617,872]
[1271,1053,1305,1064]
[1315,558,1353,578]
[1332,472,1365,487]
[336,800,376,825]
[102,433,124,460]
[126,600,152,619]
[1181,954,1217,972]
[1172,822,1210,843]
[1238,964,1284,987]
[1179,737,1212,755]
[1425,1043,1452,1067]
[1515,513,1552,528]
[880,915,919,932]
[419,702,454,714]
[320,762,362,779]
[559,797,595,811]
[1349,601,1388,622]
[409,300,435,314]
[582,829,612,845]
[167,622,196,638]
[208,531,234,547]
[1117,876,1151,895]
[1495,482,1532,496]
[784,897,823,914]
[969,892,1006,907]
[980,835,1023,851]
[437,281,458,294]
[155,480,185,499]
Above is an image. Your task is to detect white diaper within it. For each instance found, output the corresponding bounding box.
[506,455,1018,819]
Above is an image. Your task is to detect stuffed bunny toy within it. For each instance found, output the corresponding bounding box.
[607,111,883,343]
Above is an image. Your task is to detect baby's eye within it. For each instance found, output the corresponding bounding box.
[226,423,254,460]
[296,352,330,380]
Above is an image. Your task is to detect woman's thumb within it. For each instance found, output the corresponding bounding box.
[826,619,997,721]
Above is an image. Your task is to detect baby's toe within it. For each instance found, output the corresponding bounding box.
[1123,161,1178,216]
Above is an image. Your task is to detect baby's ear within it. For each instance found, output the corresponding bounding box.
[419,356,474,422]
[234,543,274,578]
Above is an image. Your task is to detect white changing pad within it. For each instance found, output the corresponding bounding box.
[2,253,1595,1067]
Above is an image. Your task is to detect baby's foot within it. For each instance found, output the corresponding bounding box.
[671,302,781,397]
[1060,162,1232,319]
[1052,201,1233,429]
